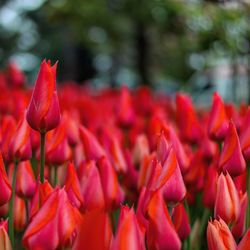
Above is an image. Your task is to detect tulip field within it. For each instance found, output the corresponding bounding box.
[0,60,250,250]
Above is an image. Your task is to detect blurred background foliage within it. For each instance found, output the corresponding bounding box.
[0,0,250,103]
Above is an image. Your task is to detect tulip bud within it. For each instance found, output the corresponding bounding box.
[208,92,229,141]
[219,121,246,176]
[232,192,248,239]
[238,228,250,250]
[23,188,80,250]
[207,218,236,250]
[0,154,12,206]
[240,107,250,162]
[14,195,26,232]
[9,113,32,162]
[46,121,72,165]
[176,93,202,143]
[97,156,124,210]
[79,126,106,161]
[65,162,83,209]
[6,62,25,88]
[73,210,112,250]
[111,206,145,250]
[78,161,105,211]
[214,172,240,225]
[16,161,36,199]
[26,60,61,133]
[0,221,12,250]
[146,189,181,250]
[172,203,191,240]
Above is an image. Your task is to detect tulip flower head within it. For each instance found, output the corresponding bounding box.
[26,60,61,133]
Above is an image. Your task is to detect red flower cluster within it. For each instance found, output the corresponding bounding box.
[0,60,249,250]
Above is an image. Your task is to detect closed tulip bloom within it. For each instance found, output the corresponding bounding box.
[176,93,202,143]
[202,164,218,209]
[16,161,36,199]
[79,126,106,161]
[240,107,250,162]
[146,190,181,250]
[46,121,72,165]
[0,115,16,163]
[111,206,145,250]
[26,60,61,133]
[29,180,53,220]
[238,228,250,250]
[23,188,79,250]
[208,92,229,141]
[14,195,26,232]
[163,162,186,206]
[78,161,105,211]
[65,162,83,209]
[172,203,191,240]
[9,113,32,162]
[232,192,248,239]
[0,154,12,206]
[214,172,240,225]
[97,156,124,210]
[156,132,170,165]
[207,218,236,250]
[73,210,112,250]
[0,221,12,250]
[6,62,25,88]
[219,121,246,176]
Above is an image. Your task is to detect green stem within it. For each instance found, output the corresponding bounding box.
[246,167,250,229]
[54,166,58,187]
[8,160,18,249]
[184,200,191,250]
[198,208,210,249]
[30,150,37,177]
[40,132,46,183]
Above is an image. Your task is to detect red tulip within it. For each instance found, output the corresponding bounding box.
[79,126,106,161]
[219,121,246,176]
[238,228,250,250]
[9,113,31,162]
[111,206,145,250]
[46,120,72,165]
[23,188,80,250]
[208,92,229,141]
[29,180,53,220]
[6,62,25,88]
[207,218,236,250]
[73,210,112,250]
[26,60,61,133]
[0,220,12,250]
[202,164,218,209]
[146,189,181,250]
[172,203,191,240]
[0,154,12,206]
[78,161,105,211]
[214,172,240,224]
[97,156,124,210]
[240,107,250,161]
[0,115,16,163]
[65,162,83,209]
[16,161,36,199]
[176,93,202,143]
[14,195,26,232]
[232,192,248,239]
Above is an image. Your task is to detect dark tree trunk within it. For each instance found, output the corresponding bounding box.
[135,22,151,86]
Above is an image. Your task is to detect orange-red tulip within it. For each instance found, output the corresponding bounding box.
[16,161,36,199]
[26,60,61,133]
[9,113,31,162]
[207,218,236,250]
[0,220,12,250]
[208,92,229,141]
[238,228,250,250]
[14,195,26,232]
[0,154,12,206]
[214,172,240,224]
[23,188,80,250]
[65,162,83,209]
[219,121,246,176]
